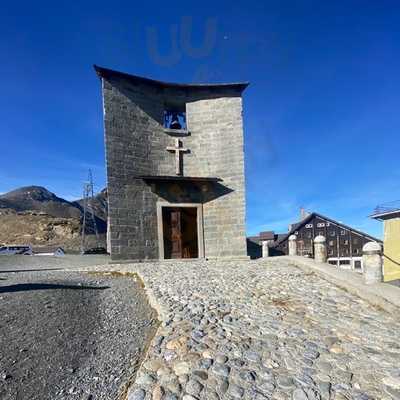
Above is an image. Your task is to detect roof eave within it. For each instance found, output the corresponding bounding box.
[370,210,400,220]
[94,64,249,92]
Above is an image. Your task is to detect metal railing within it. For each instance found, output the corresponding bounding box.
[371,200,400,216]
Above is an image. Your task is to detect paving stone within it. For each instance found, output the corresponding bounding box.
[128,388,146,400]
[173,362,190,376]
[212,363,230,377]
[193,370,208,380]
[276,375,294,389]
[215,354,228,364]
[229,383,245,399]
[136,373,155,386]
[152,385,164,400]
[383,376,400,389]
[292,388,309,400]
[185,379,203,396]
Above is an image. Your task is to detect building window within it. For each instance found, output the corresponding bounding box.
[317,222,325,228]
[330,231,336,237]
[328,249,334,255]
[344,240,349,245]
[340,229,346,236]
[354,260,362,269]
[354,248,359,255]
[305,223,313,228]
[307,232,312,238]
[329,240,334,246]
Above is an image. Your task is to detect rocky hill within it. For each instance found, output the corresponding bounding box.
[0,186,81,218]
[0,186,108,252]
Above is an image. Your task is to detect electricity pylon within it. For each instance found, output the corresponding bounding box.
[80,169,99,253]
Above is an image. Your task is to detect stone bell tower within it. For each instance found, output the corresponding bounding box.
[95,65,249,261]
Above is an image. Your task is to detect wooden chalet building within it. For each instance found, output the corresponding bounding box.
[275,212,381,270]
[249,212,382,271]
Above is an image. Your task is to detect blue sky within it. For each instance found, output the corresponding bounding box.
[1,1,399,238]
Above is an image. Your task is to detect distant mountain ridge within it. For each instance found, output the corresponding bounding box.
[0,186,82,219]
[0,185,108,227]
[0,186,108,250]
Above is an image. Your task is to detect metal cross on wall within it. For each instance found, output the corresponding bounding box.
[166,138,188,175]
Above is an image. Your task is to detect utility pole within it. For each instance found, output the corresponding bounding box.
[80,169,99,253]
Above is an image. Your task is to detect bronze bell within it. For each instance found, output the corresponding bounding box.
[170,112,182,130]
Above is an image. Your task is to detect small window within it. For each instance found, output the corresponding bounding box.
[317,222,325,228]
[344,240,349,245]
[305,223,313,229]
[329,240,334,246]
[328,249,334,255]
[340,229,346,236]
[354,260,362,269]
[330,231,336,237]
[339,259,350,265]
[307,232,312,238]
[354,248,359,255]
[164,109,187,130]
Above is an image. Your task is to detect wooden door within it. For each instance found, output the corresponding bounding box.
[170,209,183,258]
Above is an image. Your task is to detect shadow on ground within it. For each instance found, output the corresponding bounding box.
[0,282,110,294]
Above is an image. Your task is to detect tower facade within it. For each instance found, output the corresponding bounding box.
[95,66,248,261]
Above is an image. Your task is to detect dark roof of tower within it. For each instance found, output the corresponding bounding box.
[94,65,249,92]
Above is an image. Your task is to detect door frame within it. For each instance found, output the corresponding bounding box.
[157,202,204,260]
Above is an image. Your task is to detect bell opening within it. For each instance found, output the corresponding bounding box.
[164,109,186,130]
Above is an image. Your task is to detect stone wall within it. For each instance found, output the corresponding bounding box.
[101,73,247,260]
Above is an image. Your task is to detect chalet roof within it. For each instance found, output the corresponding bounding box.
[94,65,249,93]
[259,231,275,240]
[275,212,382,245]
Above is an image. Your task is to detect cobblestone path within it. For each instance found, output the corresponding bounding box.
[86,258,400,400]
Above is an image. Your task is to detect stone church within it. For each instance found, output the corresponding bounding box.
[95,65,248,261]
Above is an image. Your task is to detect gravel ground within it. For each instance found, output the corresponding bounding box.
[0,266,158,400]
[0,254,110,272]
